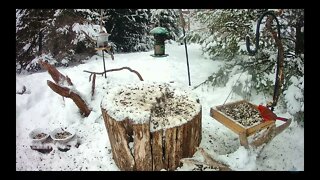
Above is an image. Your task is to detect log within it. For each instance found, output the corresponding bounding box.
[101,82,202,171]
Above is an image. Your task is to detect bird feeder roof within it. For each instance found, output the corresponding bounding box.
[150,27,169,35]
[97,32,111,37]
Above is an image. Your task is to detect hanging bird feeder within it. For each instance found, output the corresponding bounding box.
[210,11,292,149]
[94,32,111,78]
[96,32,110,48]
[150,27,169,57]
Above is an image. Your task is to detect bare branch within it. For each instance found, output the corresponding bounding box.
[84,67,144,81]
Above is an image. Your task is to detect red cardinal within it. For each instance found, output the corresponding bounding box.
[257,105,288,122]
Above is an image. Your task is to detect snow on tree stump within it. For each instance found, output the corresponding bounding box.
[101,82,202,171]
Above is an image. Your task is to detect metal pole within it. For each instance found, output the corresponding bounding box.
[179,9,191,86]
[102,50,106,78]
[183,28,191,86]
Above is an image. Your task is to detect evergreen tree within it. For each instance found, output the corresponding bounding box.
[16,9,56,71]
[150,9,181,40]
[104,9,152,52]
[16,9,101,72]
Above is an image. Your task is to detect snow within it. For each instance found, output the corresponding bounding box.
[71,23,103,45]
[284,76,304,114]
[22,43,31,51]
[102,81,200,132]
[16,42,303,171]
[218,146,257,170]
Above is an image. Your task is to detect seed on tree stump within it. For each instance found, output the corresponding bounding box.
[101,82,202,171]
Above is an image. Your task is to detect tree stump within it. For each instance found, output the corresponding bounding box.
[101,82,202,171]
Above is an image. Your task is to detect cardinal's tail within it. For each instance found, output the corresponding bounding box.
[276,117,288,122]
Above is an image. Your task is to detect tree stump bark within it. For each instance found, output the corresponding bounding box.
[101,82,202,171]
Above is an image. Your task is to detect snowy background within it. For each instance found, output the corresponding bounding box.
[16,42,304,171]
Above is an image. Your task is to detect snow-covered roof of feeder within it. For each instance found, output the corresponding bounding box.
[150,27,169,36]
[101,82,201,132]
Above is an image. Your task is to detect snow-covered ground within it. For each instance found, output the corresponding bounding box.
[16,42,304,171]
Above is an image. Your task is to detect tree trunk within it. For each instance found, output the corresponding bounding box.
[295,22,304,55]
[101,107,202,171]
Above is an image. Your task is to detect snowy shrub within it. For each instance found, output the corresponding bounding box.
[25,53,57,72]
[283,76,304,123]
[189,9,304,123]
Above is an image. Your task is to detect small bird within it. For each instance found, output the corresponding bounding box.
[257,105,288,122]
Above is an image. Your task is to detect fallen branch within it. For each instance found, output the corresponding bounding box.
[47,80,91,117]
[197,147,232,171]
[84,67,144,81]
[180,148,232,171]
[192,79,208,90]
[40,60,90,117]
[39,60,73,86]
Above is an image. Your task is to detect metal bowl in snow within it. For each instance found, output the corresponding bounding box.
[50,128,76,143]
[29,128,49,143]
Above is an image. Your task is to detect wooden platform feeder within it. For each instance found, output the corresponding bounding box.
[101,82,202,171]
[210,100,276,148]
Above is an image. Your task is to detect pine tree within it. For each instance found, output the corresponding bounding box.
[16,9,56,71]
[104,9,152,52]
[16,9,101,72]
[150,9,181,40]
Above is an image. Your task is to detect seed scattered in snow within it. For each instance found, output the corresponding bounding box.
[101,82,201,132]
